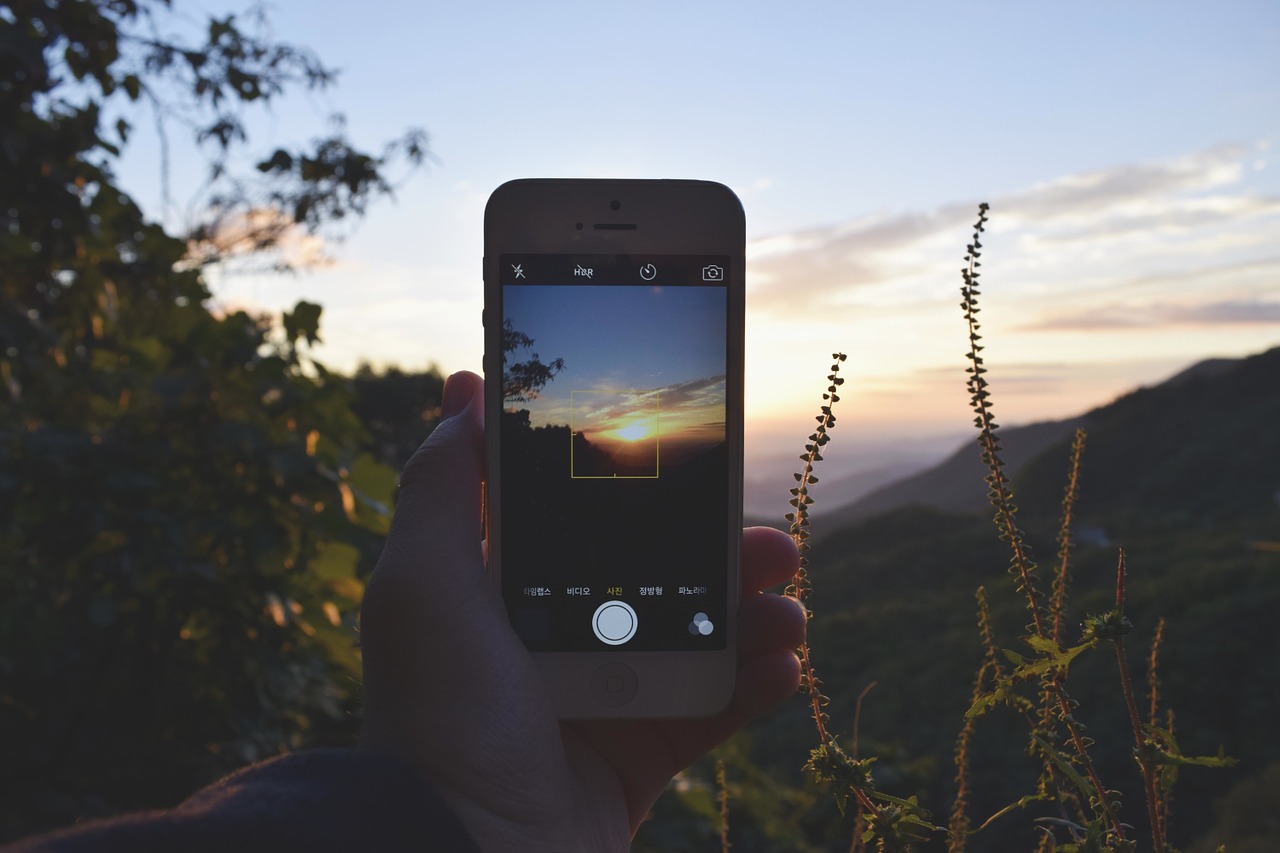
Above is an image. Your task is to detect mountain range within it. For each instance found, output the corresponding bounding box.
[819,346,1280,529]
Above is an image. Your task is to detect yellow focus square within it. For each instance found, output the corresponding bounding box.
[570,389,661,479]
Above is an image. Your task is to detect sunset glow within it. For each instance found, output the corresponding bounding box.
[610,421,656,443]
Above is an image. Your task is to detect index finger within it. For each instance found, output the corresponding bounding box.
[741,526,800,593]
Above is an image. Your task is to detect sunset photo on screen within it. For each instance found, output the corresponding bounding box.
[503,283,726,481]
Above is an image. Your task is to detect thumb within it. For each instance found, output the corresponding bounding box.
[370,370,489,613]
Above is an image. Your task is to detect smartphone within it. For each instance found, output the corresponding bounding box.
[483,179,745,718]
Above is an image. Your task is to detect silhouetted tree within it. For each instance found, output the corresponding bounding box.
[351,364,446,469]
[501,319,565,406]
[0,1,421,837]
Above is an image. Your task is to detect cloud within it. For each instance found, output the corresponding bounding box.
[1026,297,1280,331]
[573,374,726,421]
[747,205,973,311]
[746,143,1280,323]
[658,374,727,411]
[1022,196,1280,246]
[905,362,1082,395]
[1170,300,1280,324]
[998,144,1250,226]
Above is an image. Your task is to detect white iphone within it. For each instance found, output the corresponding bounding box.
[483,179,745,718]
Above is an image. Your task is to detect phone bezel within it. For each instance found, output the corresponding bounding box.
[483,178,745,718]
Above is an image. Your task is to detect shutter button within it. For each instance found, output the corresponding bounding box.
[592,601,638,645]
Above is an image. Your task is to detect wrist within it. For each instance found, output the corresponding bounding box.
[356,735,631,853]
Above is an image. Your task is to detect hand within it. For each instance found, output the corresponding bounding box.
[359,371,805,852]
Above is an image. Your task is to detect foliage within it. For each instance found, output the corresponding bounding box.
[349,363,446,470]
[1,0,425,267]
[635,734,837,853]
[0,0,419,837]
[500,318,565,406]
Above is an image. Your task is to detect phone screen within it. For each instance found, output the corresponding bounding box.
[497,252,732,653]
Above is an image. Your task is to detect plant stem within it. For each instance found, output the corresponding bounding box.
[797,640,828,743]
[1049,687,1122,839]
[1050,429,1086,645]
[717,759,731,853]
[1112,549,1166,853]
[949,660,990,853]
[1148,617,1166,727]
[852,681,877,759]
[787,355,846,746]
[787,356,886,826]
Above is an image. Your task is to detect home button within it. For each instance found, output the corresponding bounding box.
[590,662,639,707]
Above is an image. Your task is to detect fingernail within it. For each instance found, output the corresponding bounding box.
[441,372,476,420]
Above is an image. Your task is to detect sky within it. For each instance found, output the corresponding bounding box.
[115,1,1280,513]
[504,285,723,398]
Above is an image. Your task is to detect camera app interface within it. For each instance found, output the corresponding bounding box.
[499,254,730,652]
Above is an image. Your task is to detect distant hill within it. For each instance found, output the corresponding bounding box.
[1015,345,1280,527]
[744,456,924,527]
[819,346,1280,528]
[817,416,1084,525]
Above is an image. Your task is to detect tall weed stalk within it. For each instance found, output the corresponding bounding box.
[789,355,940,851]
[952,203,1233,851]
[784,203,1232,853]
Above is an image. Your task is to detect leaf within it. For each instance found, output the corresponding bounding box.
[974,793,1049,833]
[283,300,323,346]
[129,336,170,368]
[1032,734,1096,804]
[257,148,294,173]
[964,676,1035,719]
[1144,723,1236,769]
[309,541,360,584]
[344,453,396,534]
[868,790,925,810]
[1005,636,1096,681]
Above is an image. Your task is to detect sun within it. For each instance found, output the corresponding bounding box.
[613,421,654,442]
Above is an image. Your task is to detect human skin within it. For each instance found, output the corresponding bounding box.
[359,370,806,853]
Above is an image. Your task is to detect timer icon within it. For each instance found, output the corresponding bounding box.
[639,263,657,281]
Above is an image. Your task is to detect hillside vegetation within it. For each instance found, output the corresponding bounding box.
[637,346,1280,851]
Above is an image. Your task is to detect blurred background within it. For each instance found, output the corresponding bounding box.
[2,1,1277,850]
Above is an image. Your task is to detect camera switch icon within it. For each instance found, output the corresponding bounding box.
[688,611,715,636]
[701,264,724,282]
